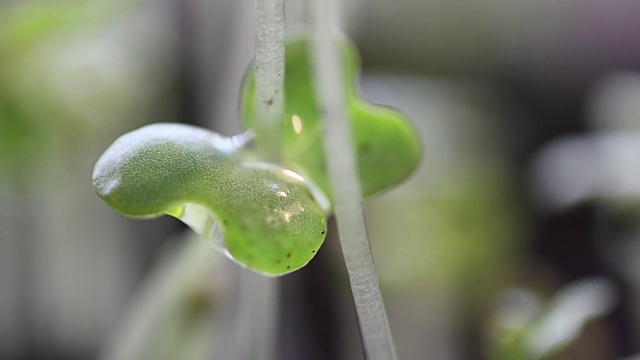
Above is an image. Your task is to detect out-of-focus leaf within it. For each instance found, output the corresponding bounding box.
[490,278,617,360]
[100,235,222,360]
[0,0,137,57]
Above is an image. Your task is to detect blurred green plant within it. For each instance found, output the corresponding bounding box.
[0,0,146,184]
[100,234,222,360]
[489,278,616,360]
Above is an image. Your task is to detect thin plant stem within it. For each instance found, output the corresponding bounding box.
[233,271,279,360]
[232,1,287,360]
[309,1,397,359]
[253,0,285,161]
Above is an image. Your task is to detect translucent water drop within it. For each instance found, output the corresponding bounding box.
[166,203,226,250]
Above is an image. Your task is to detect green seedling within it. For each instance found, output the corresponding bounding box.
[93,36,421,277]
[93,123,327,276]
[241,36,422,200]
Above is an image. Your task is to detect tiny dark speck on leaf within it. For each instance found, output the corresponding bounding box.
[286,253,291,258]
[311,250,315,253]
[321,230,326,234]
[287,265,291,269]
[266,98,273,106]
[358,142,372,154]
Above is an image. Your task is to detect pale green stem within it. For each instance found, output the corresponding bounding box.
[233,271,279,360]
[233,1,287,360]
[253,0,285,161]
[309,1,397,359]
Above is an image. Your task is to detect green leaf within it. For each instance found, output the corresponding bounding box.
[93,123,327,276]
[241,35,422,200]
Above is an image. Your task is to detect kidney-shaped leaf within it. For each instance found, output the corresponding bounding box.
[93,123,327,276]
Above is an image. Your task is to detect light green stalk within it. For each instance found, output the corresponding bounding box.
[309,1,397,359]
[253,0,285,161]
[239,1,286,359]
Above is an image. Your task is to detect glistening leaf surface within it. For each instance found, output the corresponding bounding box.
[93,123,326,275]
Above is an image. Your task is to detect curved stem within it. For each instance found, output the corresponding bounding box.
[309,2,397,359]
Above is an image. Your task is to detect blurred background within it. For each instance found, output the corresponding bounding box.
[3,0,640,359]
